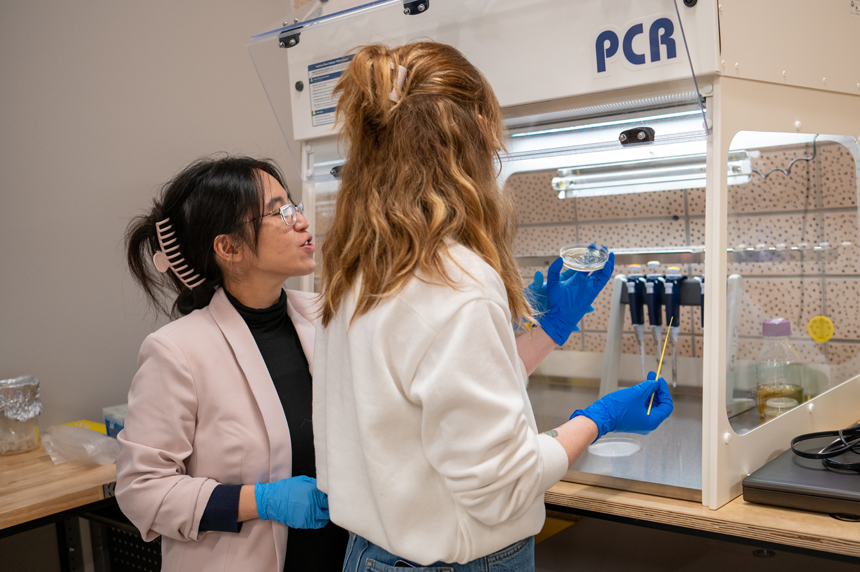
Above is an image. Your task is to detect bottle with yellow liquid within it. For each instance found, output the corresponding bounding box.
[755,318,802,418]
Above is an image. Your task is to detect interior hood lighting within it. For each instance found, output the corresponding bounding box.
[552,151,752,199]
[510,110,702,139]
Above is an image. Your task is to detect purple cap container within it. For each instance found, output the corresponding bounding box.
[762,318,791,337]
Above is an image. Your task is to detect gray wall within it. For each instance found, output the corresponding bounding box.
[0,1,298,429]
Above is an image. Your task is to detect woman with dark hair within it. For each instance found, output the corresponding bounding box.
[314,42,674,571]
[117,156,348,571]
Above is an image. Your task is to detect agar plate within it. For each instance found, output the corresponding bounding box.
[560,245,609,272]
[587,438,641,458]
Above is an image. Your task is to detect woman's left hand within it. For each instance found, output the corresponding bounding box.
[255,476,330,529]
[538,246,614,345]
[525,266,576,316]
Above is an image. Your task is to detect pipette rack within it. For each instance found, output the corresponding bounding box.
[600,274,703,397]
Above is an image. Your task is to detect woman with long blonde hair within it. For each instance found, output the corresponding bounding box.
[313,42,673,570]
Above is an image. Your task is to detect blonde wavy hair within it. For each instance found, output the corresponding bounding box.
[319,41,532,328]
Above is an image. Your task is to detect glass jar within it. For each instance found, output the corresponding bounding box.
[0,376,42,455]
[755,319,803,418]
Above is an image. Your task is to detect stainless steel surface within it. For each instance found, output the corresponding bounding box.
[728,401,770,434]
[562,470,701,502]
[528,376,702,500]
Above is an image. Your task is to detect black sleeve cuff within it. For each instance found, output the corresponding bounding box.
[198,484,244,534]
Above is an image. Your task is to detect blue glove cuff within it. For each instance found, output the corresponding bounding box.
[539,310,572,346]
[570,404,611,440]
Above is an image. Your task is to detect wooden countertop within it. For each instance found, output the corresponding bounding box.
[0,446,115,530]
[545,480,860,558]
[1,445,857,557]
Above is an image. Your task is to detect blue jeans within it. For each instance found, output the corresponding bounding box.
[342,532,534,572]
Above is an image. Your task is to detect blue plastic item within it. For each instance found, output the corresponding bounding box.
[103,404,127,438]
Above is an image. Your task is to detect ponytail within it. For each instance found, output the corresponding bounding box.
[322,42,531,328]
[335,44,404,133]
[126,204,174,316]
[125,199,222,318]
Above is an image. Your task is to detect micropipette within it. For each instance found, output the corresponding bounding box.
[645,261,665,371]
[664,267,686,388]
[626,265,646,379]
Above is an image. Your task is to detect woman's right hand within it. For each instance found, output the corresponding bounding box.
[570,371,674,439]
[254,476,330,529]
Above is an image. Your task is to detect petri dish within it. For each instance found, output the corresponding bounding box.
[559,244,610,272]
[587,437,641,458]
[764,397,798,420]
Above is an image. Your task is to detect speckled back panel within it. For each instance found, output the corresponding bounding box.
[508,141,860,387]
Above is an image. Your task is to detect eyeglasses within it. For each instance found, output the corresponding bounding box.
[244,201,304,227]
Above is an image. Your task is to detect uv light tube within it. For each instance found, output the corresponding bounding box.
[552,151,752,198]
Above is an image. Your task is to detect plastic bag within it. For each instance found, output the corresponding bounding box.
[42,425,120,465]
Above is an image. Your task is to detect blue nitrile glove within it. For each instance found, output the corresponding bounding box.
[538,246,615,345]
[570,371,674,439]
[526,266,576,316]
[255,476,329,529]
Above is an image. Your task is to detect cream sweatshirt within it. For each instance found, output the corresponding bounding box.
[312,243,570,565]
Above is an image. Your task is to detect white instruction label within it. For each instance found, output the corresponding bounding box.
[308,55,354,127]
[851,0,860,17]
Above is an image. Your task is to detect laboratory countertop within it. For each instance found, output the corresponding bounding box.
[1,444,857,559]
[545,480,860,559]
[0,445,115,530]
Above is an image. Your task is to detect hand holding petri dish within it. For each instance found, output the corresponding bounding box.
[560,243,611,272]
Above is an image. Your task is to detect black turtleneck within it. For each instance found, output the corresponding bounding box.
[197,289,347,572]
[226,289,316,479]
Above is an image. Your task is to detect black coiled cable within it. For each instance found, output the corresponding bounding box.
[791,424,860,473]
[751,135,818,180]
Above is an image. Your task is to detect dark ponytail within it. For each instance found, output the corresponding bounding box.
[125,155,288,318]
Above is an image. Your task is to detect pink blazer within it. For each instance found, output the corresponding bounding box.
[116,288,318,572]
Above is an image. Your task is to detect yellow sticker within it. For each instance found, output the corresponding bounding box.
[807,315,834,343]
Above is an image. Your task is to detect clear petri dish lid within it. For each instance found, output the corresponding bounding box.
[765,397,798,415]
[587,437,641,458]
[559,244,610,272]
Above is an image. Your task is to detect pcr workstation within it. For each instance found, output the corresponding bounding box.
[249,0,860,530]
